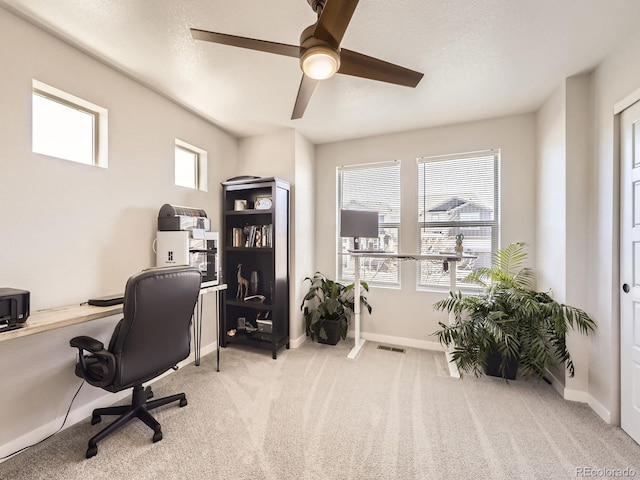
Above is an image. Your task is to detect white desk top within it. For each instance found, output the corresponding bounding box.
[0,283,228,343]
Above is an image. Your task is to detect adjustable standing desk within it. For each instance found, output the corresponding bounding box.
[347,251,476,362]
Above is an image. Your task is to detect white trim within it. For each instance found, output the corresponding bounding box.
[0,387,129,462]
[32,79,109,168]
[289,332,307,349]
[563,388,590,403]
[588,395,612,424]
[614,86,640,114]
[545,369,613,424]
[546,369,589,403]
[175,138,208,192]
[0,340,219,463]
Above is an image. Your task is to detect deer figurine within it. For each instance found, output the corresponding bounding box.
[236,263,249,299]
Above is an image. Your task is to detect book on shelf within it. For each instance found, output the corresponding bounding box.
[232,228,246,247]
[242,224,272,247]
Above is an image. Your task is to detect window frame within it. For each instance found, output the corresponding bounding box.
[336,160,401,287]
[174,139,208,191]
[32,79,108,168]
[417,149,500,291]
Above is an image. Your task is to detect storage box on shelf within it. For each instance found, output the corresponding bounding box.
[221,177,290,359]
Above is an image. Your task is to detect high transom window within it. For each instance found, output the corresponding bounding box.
[32,80,108,167]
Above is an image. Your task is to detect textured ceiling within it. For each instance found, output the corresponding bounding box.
[2,0,640,144]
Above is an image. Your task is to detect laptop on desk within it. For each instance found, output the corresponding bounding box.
[88,294,124,307]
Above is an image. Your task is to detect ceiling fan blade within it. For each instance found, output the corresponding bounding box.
[313,0,359,47]
[191,28,301,58]
[291,75,319,119]
[338,48,424,87]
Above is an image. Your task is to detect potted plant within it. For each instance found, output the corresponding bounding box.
[300,272,372,345]
[433,242,596,380]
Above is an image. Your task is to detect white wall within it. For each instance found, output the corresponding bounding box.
[535,74,592,395]
[536,83,567,303]
[536,26,640,424]
[237,129,316,347]
[293,132,315,344]
[314,114,537,348]
[564,74,593,397]
[0,8,238,458]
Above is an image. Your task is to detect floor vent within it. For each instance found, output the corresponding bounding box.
[377,345,406,353]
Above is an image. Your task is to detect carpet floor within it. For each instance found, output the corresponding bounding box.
[1,340,639,479]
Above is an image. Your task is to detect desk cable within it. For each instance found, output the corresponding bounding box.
[0,380,85,461]
[357,255,420,282]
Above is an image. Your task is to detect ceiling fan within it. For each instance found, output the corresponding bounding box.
[190,0,424,119]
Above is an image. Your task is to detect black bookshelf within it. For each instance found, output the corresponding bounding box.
[221,177,290,359]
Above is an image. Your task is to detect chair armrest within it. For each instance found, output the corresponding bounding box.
[70,336,116,387]
[70,336,104,352]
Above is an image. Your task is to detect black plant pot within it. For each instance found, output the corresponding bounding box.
[317,319,341,345]
[485,349,519,380]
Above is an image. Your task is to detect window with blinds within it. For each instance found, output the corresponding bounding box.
[417,150,499,289]
[337,161,401,285]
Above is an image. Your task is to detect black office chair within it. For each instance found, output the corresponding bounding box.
[70,266,201,458]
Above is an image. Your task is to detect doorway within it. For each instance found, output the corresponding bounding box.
[620,99,640,444]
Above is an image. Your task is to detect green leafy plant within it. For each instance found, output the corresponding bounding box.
[300,272,372,343]
[433,242,596,379]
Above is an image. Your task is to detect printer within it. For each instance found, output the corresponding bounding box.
[156,204,219,287]
[0,288,30,331]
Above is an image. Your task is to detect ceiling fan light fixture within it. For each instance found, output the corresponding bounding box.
[301,46,340,80]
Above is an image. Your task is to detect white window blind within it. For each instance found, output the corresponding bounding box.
[337,161,400,285]
[418,150,499,289]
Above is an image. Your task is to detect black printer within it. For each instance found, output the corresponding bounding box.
[0,288,30,332]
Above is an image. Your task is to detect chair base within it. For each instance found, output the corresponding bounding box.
[85,384,187,458]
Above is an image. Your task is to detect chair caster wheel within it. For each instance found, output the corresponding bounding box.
[86,445,98,458]
[91,415,101,425]
[179,398,187,407]
[153,430,162,443]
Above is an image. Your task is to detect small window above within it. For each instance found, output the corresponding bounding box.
[32,80,108,167]
[175,139,207,191]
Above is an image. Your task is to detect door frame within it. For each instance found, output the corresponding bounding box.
[616,86,640,427]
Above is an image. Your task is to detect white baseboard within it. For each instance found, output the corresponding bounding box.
[289,333,307,349]
[587,395,612,424]
[0,387,131,462]
[0,341,219,463]
[544,369,612,424]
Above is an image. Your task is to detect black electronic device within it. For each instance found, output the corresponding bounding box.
[340,209,380,250]
[88,294,124,307]
[0,288,30,331]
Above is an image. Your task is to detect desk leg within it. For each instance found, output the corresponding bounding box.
[347,256,365,359]
[445,261,460,378]
[194,295,203,366]
[216,289,225,372]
